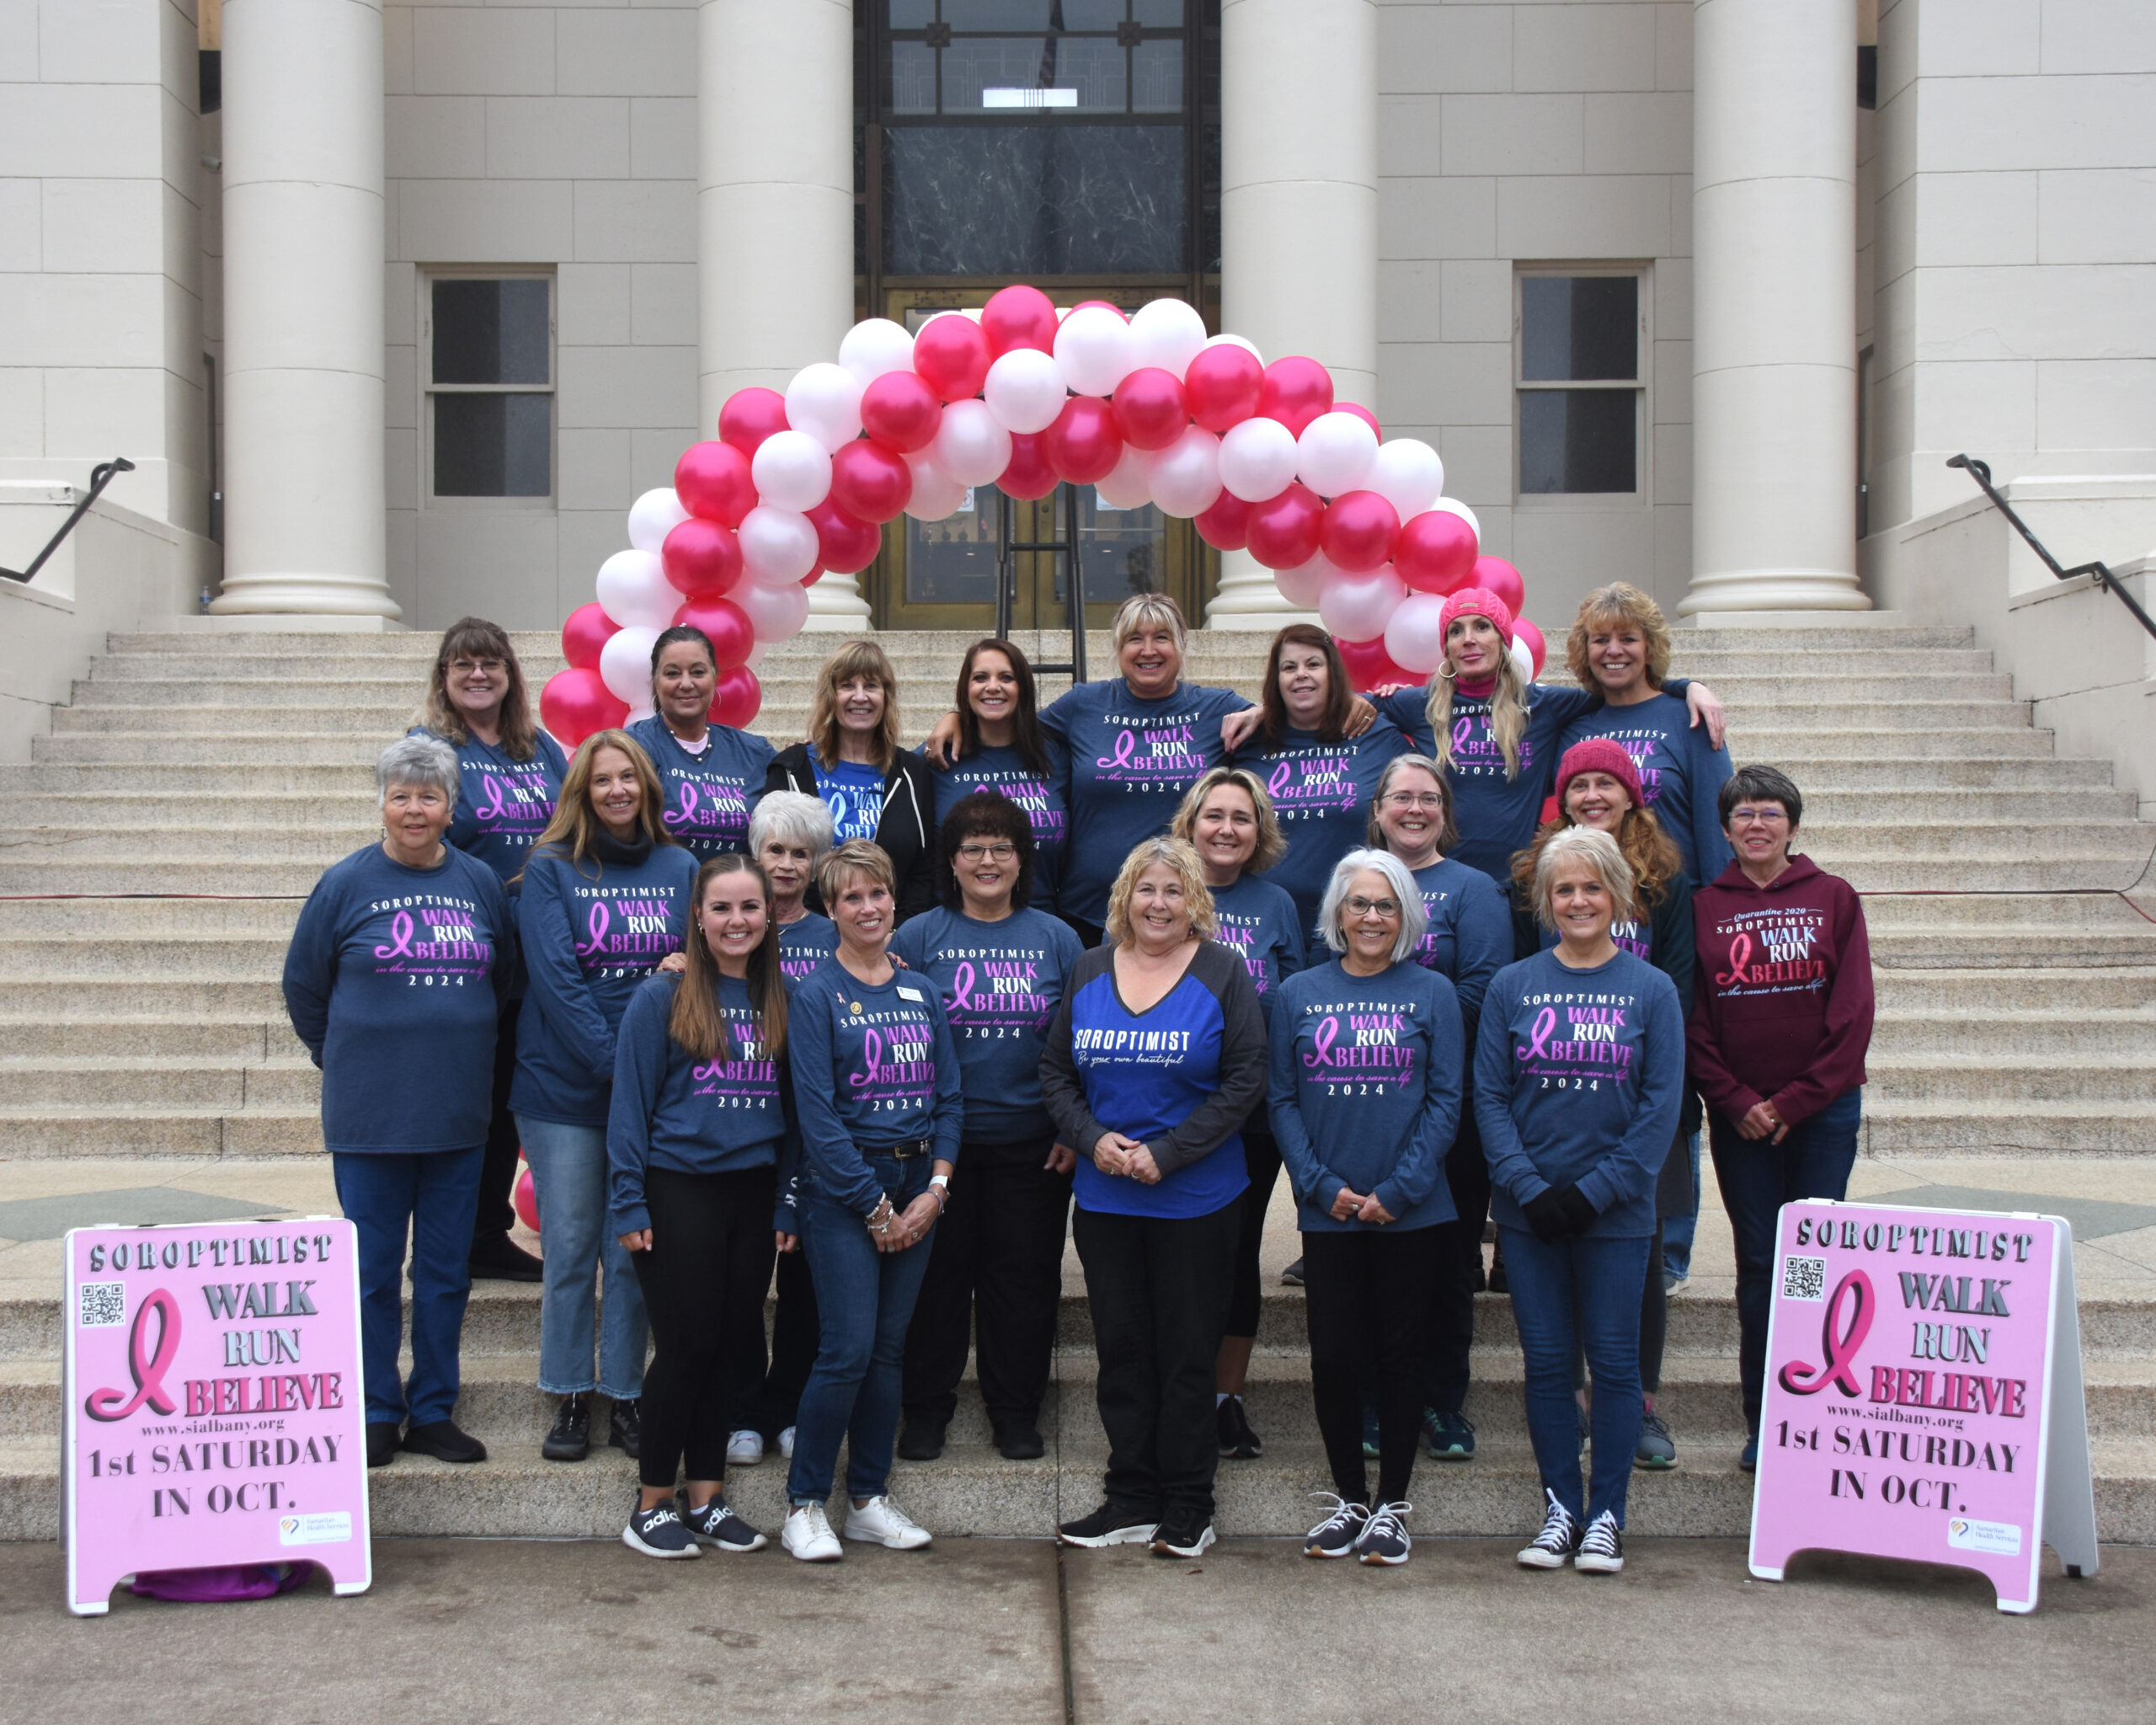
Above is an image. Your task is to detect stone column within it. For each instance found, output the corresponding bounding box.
[1683,0,1869,616]
[700,0,869,628]
[211,0,397,618]
[1205,0,1378,630]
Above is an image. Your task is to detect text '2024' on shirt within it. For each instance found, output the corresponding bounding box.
[627,715,776,863]
[282,844,515,1155]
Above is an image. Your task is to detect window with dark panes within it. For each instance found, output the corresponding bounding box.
[426,275,554,501]
[1516,272,1645,497]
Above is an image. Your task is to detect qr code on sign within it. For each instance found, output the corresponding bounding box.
[1781,1257,1828,1302]
[78,1282,126,1327]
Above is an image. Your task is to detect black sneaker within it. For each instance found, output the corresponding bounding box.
[995,1421,1045,1461]
[1150,1512,1216,1560]
[1422,1407,1476,1461]
[1517,1489,1581,1569]
[622,1501,700,1559]
[1575,1510,1625,1574]
[1057,1503,1158,1548]
[542,1392,590,1462]
[1487,1245,1509,1295]
[366,1421,401,1468]
[1303,1494,1369,1559]
[467,1236,544,1283]
[401,1419,487,1464]
[1356,1500,1412,1567]
[682,1497,768,1552]
[1280,1256,1305,1287]
[1216,1395,1262,1459]
[897,1418,947,1461]
[608,1397,641,1460]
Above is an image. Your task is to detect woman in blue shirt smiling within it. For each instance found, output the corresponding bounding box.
[628,623,776,865]
[923,638,1070,912]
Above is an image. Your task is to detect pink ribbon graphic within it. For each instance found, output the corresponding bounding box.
[1300,1015,1339,1069]
[1096,729,1138,771]
[848,1028,884,1090]
[1267,761,1294,798]
[675,782,699,825]
[1516,1007,1556,1063]
[477,775,510,820]
[949,962,976,1012]
[1716,932,1753,987]
[373,911,416,959]
[1778,1268,1875,1397]
[575,902,611,958]
[84,1288,182,1423]
[1451,717,1475,754]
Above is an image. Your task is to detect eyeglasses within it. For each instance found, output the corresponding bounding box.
[1345,896,1401,918]
[450,658,505,676]
[956,842,1017,862]
[1729,807,1790,826]
[1382,792,1446,810]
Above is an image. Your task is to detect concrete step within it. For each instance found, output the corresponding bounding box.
[6,825,372,861]
[1825,858,2156,893]
[1869,932,2156,969]
[0,762,391,795]
[0,1017,294,1060]
[1869,1007,2156,1057]
[0,937,294,980]
[1865,1055,2156,1104]
[0,859,340,894]
[0,1056,318,1109]
[1861,1100,2156,1156]
[6,793,384,828]
[1798,820,2151,859]
[0,896,302,937]
[0,979,286,1018]
[1861,892,2156,929]
[1805,786,2137,821]
[1872,968,2156,1009]
[0,1103,319,1157]
[1780,756,2109,788]
[1737,728,2059,759]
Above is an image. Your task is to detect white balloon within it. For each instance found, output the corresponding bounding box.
[1146,425,1222,518]
[1316,564,1407,644]
[738,505,820,585]
[750,429,833,513]
[1294,412,1380,499]
[1384,592,1452,675]
[595,549,677,630]
[1202,332,1263,365]
[784,361,863,453]
[600,624,661,706]
[734,576,810,644]
[1094,441,1154,510]
[1273,552,1338,610]
[626,487,689,553]
[1054,304,1135,398]
[744,641,766,670]
[1127,296,1210,380]
[1366,439,1445,520]
[933,398,1014,487]
[1218,415,1300,503]
[903,452,969,521]
[838,317,915,387]
[627,700,657,725]
[1429,496,1482,545]
[1508,637,1536,686]
[982,348,1066,435]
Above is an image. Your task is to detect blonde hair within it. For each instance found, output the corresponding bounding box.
[1102,836,1217,946]
[814,837,897,907]
[522,729,673,879]
[1530,825,1636,932]
[809,640,901,773]
[1111,592,1188,660]
[1565,582,1672,692]
[1426,637,1529,779]
[1171,767,1288,875]
[414,617,542,761]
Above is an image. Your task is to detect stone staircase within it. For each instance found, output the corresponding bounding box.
[1,621,2153,1541]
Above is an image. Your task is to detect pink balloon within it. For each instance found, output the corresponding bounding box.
[1184,344,1263,434]
[1474,555,1526,617]
[1070,300,1129,320]
[674,441,756,527]
[912,315,992,403]
[513,1164,541,1234]
[1394,509,1479,595]
[718,387,789,457]
[830,439,913,523]
[560,601,617,672]
[999,431,1059,501]
[1257,356,1335,438]
[1336,635,1417,694]
[859,371,944,453]
[1246,483,1326,570]
[1336,402,1382,441]
[807,497,883,574]
[1112,367,1189,451]
[539,667,627,750]
[670,595,754,670]
[982,285,1059,357]
[1514,616,1548,679]
[1043,397,1124,485]
[1194,491,1253,552]
[713,665,762,729]
[660,517,744,599]
[1317,490,1401,574]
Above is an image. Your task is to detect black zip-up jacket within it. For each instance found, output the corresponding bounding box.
[764,743,940,925]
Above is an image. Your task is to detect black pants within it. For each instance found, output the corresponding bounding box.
[1225,1128,1282,1340]
[470,995,523,1253]
[1425,1115,1490,1413]
[630,1165,777,1491]
[754,1246,820,1443]
[1074,1198,1241,1523]
[901,1135,1071,1433]
[1303,1226,1440,1507]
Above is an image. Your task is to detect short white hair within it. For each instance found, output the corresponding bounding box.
[377,734,458,807]
[748,789,835,856]
[1532,825,1636,932]
[1318,849,1428,965]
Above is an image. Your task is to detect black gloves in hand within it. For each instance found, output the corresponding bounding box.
[1521,1188,1570,1244]
[1552,1183,1598,1236]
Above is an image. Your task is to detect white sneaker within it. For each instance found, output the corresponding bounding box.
[726,1429,764,1466]
[843,1493,932,1550]
[781,1502,842,1562]
[777,1425,797,1460]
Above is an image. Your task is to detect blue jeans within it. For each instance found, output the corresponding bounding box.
[516,1114,648,1400]
[1661,1130,1701,1280]
[786,1155,937,1505]
[333,1148,482,1428]
[1710,1085,1862,1433]
[1499,1226,1649,1527]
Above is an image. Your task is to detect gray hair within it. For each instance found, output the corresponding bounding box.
[1531,825,1636,932]
[748,788,835,857]
[1111,591,1188,659]
[1319,848,1428,965]
[376,734,458,807]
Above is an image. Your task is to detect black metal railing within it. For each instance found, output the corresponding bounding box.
[0,457,135,584]
[1949,452,2156,642]
[993,483,1089,685]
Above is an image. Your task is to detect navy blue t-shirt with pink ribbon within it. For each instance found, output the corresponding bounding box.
[628,716,776,863]
[415,726,568,881]
[282,843,514,1156]
[787,960,965,1215]
[1233,721,1412,940]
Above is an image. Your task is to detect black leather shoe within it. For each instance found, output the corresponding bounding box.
[543,1392,590,1461]
[366,1421,401,1468]
[609,1397,642,1460]
[402,1418,487,1463]
[467,1236,543,1282]
[995,1421,1045,1461]
[897,1418,947,1461]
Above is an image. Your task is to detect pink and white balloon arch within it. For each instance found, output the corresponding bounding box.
[540,283,1540,746]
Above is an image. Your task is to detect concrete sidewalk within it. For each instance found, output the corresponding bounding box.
[3,1538,2148,1723]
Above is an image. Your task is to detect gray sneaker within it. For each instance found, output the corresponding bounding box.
[1635,1409,1678,1471]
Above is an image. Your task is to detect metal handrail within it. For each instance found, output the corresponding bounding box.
[1948,452,2156,642]
[994,483,1090,684]
[0,458,136,584]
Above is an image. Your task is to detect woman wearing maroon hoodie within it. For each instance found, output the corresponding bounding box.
[1688,765,1873,1471]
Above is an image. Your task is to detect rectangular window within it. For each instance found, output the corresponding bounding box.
[425,273,554,503]
[1515,270,1646,498]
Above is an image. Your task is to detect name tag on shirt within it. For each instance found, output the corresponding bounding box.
[897,986,925,1001]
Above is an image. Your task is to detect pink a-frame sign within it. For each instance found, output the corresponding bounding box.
[61,1218,372,1616]
[1748,1200,2099,1614]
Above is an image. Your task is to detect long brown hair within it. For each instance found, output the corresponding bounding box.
[1257,623,1353,746]
[522,729,673,877]
[953,638,1052,777]
[415,617,542,761]
[809,639,901,772]
[669,854,789,1064]
[1512,804,1682,911]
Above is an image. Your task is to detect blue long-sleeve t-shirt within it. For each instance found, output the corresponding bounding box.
[1474,948,1684,1239]
[926,739,1070,911]
[1207,873,1305,1034]
[627,716,775,863]
[1560,692,1733,886]
[413,725,568,882]
[889,905,1082,1145]
[787,959,966,1215]
[606,971,796,1236]
[282,843,513,1155]
[776,912,841,986]
[1233,721,1412,942]
[1268,959,1464,1233]
[1038,677,1249,926]
[1408,857,1511,1041]
[509,842,699,1126]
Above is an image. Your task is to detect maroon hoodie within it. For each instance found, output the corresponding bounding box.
[1687,853,1873,1128]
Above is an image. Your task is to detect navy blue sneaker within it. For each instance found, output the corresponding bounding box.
[1422,1407,1476,1461]
[1739,1434,1758,1471]
[682,1496,767,1552]
[622,1502,700,1559]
